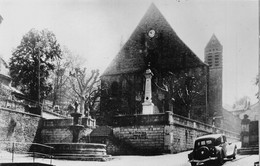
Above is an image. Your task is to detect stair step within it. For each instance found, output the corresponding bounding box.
[51,154,113,161]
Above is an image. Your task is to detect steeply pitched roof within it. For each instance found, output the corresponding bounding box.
[102,3,206,76]
[205,34,222,50]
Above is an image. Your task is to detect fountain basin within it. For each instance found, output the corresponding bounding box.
[45,143,111,161]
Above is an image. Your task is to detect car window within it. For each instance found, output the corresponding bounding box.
[215,137,222,145]
[195,139,213,148]
[223,136,227,143]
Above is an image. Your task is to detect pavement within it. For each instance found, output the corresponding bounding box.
[0,150,191,166]
[0,141,258,166]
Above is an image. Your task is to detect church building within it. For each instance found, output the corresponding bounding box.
[99,4,215,125]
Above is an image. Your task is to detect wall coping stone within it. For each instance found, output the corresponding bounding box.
[0,107,41,118]
[171,112,240,136]
[112,112,240,138]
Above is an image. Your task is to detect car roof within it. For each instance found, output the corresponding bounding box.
[195,134,223,140]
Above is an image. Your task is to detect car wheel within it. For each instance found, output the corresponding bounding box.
[232,147,237,159]
[191,162,196,166]
[216,152,224,166]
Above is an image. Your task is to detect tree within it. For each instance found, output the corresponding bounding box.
[48,47,89,108]
[50,50,70,107]
[232,96,250,110]
[9,29,62,102]
[69,67,100,116]
[160,68,207,119]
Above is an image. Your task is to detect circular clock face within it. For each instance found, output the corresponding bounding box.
[148,30,155,38]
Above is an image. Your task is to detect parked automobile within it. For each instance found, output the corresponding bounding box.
[188,134,237,166]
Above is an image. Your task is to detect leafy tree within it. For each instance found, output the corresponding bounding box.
[9,29,62,103]
[69,67,100,116]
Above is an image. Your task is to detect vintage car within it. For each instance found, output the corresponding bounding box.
[188,134,237,166]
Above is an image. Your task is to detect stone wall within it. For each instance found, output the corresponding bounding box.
[41,118,95,143]
[113,125,165,154]
[167,113,240,153]
[110,112,240,155]
[0,107,41,152]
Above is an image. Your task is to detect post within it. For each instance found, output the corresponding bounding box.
[258,0,260,162]
[33,151,35,163]
[38,54,42,116]
[11,142,14,162]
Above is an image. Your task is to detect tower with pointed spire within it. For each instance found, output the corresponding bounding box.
[205,34,223,127]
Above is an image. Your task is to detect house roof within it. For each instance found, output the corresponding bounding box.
[239,101,259,121]
[102,3,206,76]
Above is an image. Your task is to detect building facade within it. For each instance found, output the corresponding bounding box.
[99,4,210,125]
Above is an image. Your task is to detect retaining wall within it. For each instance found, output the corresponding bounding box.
[110,112,240,154]
[0,107,41,152]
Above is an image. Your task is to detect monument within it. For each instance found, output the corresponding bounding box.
[142,67,154,114]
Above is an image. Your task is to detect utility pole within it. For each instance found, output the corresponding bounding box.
[38,53,42,116]
[258,1,260,165]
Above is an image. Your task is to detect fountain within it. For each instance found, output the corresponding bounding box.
[45,102,111,161]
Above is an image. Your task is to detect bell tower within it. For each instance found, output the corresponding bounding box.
[205,34,223,127]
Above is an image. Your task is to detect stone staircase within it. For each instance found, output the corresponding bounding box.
[50,153,112,161]
[45,143,112,161]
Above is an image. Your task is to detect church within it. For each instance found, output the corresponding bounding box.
[99,3,239,130]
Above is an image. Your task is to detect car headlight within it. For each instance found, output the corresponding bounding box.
[209,147,216,156]
[188,152,193,160]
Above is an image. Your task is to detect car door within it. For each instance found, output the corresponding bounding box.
[221,135,228,157]
[222,135,235,156]
[225,136,236,156]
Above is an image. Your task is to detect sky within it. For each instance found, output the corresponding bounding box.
[0,0,258,106]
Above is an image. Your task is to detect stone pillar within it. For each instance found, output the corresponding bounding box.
[142,68,154,114]
[241,114,250,147]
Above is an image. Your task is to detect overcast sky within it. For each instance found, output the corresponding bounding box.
[0,0,258,106]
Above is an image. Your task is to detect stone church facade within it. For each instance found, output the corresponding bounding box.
[99,4,213,125]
